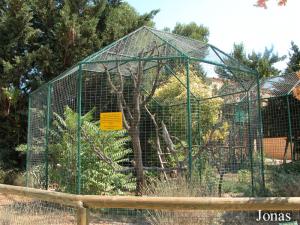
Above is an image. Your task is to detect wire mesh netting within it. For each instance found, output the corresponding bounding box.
[1,192,300,225]
[0,194,76,225]
[26,26,300,201]
[88,208,300,225]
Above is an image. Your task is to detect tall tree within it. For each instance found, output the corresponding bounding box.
[217,43,285,79]
[172,22,209,43]
[170,22,209,78]
[285,42,300,74]
[0,0,39,168]
[98,2,158,46]
[0,0,157,169]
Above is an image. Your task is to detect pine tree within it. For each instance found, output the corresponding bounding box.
[285,42,300,74]
[216,43,286,79]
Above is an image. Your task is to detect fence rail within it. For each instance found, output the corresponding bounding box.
[0,184,300,225]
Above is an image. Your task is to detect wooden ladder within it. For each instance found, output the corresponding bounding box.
[157,151,170,181]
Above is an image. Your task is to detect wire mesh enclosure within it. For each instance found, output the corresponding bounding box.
[27,26,270,197]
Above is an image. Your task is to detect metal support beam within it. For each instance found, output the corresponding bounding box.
[185,59,193,179]
[26,96,32,187]
[45,84,52,190]
[247,93,254,196]
[286,96,294,161]
[255,74,266,193]
[76,64,83,194]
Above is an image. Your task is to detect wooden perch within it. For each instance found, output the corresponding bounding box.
[144,106,162,154]
[161,121,176,154]
[145,105,168,180]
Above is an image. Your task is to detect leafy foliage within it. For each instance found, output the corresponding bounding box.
[99,2,158,45]
[49,106,135,194]
[154,69,228,167]
[154,69,225,142]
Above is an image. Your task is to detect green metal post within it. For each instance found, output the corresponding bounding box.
[237,103,243,165]
[76,64,83,194]
[197,100,202,146]
[286,95,294,161]
[255,74,266,193]
[247,93,254,196]
[44,84,52,190]
[197,100,202,181]
[185,58,193,180]
[26,95,32,187]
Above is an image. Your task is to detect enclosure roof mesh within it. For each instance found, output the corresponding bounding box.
[42,25,258,93]
[80,26,255,74]
[239,72,300,101]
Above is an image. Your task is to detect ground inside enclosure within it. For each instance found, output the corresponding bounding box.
[0,194,300,225]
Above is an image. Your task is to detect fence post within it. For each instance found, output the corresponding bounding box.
[77,202,89,225]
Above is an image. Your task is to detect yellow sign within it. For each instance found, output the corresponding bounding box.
[100,112,123,131]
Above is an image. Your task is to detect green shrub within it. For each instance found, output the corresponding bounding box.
[49,106,135,194]
[266,161,300,197]
[225,169,252,196]
[0,168,6,184]
[0,168,25,186]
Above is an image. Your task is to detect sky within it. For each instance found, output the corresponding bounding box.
[125,0,300,70]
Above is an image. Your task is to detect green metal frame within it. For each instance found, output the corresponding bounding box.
[26,95,32,187]
[247,93,254,196]
[76,64,83,194]
[286,95,294,161]
[44,83,52,190]
[185,58,193,179]
[27,26,270,196]
[255,73,266,193]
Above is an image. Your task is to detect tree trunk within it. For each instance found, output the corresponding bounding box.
[129,127,144,196]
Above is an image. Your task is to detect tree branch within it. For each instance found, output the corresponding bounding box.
[141,61,163,107]
[103,64,130,130]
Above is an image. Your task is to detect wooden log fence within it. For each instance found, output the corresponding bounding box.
[0,184,300,225]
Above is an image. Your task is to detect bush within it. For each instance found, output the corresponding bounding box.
[48,106,135,194]
[266,161,300,197]
[0,168,25,186]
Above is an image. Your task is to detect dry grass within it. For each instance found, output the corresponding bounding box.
[0,194,139,225]
[144,176,220,225]
[0,191,299,225]
[0,194,76,225]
